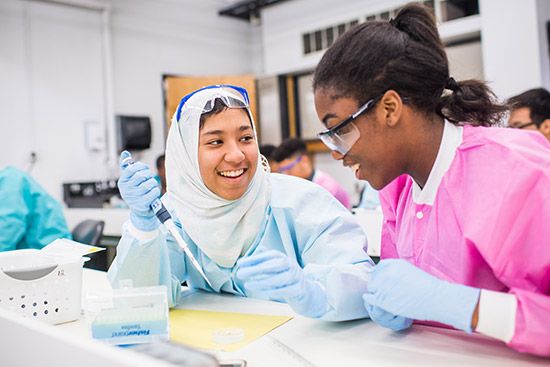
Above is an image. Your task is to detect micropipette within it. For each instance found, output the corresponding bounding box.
[121,156,213,289]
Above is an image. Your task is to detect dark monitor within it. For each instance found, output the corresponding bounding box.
[117,115,152,151]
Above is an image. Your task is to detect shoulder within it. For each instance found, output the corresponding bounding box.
[268,173,345,210]
[0,166,32,192]
[1,166,28,182]
[460,125,550,165]
[454,126,550,185]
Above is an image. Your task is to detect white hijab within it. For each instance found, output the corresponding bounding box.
[165,87,271,268]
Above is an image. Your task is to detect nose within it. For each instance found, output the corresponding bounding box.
[224,142,245,164]
[331,150,344,160]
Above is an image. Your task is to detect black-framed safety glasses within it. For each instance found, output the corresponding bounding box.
[317,95,383,155]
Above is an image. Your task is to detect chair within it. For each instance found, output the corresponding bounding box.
[71,220,106,270]
[71,220,105,246]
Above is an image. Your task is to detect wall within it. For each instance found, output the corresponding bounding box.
[480,0,549,98]
[261,0,407,76]
[0,0,256,203]
[537,0,550,89]
[0,0,108,200]
[110,0,257,169]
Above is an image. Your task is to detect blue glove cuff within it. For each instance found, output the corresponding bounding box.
[130,211,160,232]
[435,282,480,333]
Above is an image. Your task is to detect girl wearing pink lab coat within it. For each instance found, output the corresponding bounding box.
[312,2,550,357]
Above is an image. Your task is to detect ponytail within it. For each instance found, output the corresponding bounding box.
[437,79,507,126]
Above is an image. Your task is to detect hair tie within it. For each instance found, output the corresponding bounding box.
[445,77,459,92]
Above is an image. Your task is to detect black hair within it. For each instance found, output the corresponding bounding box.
[313,2,506,127]
[156,154,165,169]
[508,88,550,127]
[259,144,277,160]
[271,138,307,162]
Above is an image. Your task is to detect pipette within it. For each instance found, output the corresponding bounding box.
[121,156,213,289]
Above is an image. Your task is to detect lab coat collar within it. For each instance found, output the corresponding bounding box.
[412,120,463,205]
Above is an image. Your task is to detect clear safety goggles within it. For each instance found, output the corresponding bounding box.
[175,85,250,122]
[317,95,382,155]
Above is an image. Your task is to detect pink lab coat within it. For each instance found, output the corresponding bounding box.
[313,170,351,209]
[379,125,550,356]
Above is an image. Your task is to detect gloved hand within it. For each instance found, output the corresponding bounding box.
[236,250,328,318]
[118,151,161,232]
[365,303,413,331]
[363,259,480,332]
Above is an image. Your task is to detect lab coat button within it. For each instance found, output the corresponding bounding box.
[416,211,424,219]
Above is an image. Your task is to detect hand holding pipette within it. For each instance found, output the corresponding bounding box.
[118,151,213,288]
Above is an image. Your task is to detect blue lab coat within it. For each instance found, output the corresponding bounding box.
[108,174,373,321]
[0,166,71,251]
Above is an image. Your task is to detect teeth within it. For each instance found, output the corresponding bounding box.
[219,169,244,177]
[351,164,360,172]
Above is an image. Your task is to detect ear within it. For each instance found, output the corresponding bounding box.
[540,119,550,139]
[379,90,403,127]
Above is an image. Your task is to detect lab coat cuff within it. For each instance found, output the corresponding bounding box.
[475,289,517,343]
[127,221,160,241]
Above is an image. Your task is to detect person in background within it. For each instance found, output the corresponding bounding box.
[508,87,550,143]
[155,154,167,195]
[272,138,351,209]
[108,85,373,321]
[0,166,71,251]
[313,3,550,356]
[259,143,278,172]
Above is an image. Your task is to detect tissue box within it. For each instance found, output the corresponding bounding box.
[0,239,101,325]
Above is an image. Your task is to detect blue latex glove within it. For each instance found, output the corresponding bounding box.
[236,250,328,318]
[363,259,480,333]
[365,303,413,331]
[118,151,161,232]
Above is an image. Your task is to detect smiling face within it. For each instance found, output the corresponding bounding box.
[314,89,406,190]
[198,108,258,200]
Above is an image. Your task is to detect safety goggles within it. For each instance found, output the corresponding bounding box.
[175,85,250,121]
[317,95,382,155]
[277,155,303,173]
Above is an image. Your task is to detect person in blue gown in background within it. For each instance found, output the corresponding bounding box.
[0,166,71,251]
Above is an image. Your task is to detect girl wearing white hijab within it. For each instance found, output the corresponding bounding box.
[108,85,373,321]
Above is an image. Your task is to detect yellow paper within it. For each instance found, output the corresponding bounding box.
[169,309,292,352]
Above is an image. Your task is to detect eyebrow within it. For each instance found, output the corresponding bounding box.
[201,124,252,136]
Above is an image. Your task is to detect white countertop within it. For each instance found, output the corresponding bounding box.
[53,270,549,367]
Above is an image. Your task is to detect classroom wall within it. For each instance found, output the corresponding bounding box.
[480,0,550,99]
[0,0,257,203]
[261,0,550,95]
[0,0,109,201]
[110,0,258,169]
